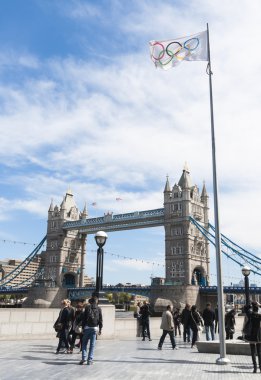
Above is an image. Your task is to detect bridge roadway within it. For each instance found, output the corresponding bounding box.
[1,285,261,297]
[62,208,165,233]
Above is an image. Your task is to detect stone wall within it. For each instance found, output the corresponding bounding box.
[0,307,162,341]
[150,284,200,309]
[22,287,67,308]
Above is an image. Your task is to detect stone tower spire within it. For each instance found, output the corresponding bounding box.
[164,176,171,192]
[80,202,88,219]
[48,199,54,212]
[164,176,171,202]
[178,163,192,189]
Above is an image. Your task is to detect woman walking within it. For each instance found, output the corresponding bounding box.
[243,302,261,373]
[188,305,203,348]
[54,299,70,354]
[69,302,84,353]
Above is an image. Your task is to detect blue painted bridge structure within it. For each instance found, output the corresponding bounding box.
[1,285,261,300]
[63,208,165,234]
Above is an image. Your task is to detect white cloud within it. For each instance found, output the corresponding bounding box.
[0,0,261,262]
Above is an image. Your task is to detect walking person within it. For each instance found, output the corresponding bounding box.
[54,299,70,354]
[225,309,236,340]
[188,305,203,348]
[69,302,84,353]
[158,305,177,350]
[79,296,103,365]
[214,304,219,334]
[173,308,182,337]
[243,301,261,373]
[181,303,191,343]
[139,301,152,341]
[134,302,141,318]
[67,299,75,352]
[202,303,215,341]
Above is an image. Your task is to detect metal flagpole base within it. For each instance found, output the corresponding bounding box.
[216,357,230,365]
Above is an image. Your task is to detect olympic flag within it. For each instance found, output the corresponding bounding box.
[149,30,208,70]
[149,24,230,365]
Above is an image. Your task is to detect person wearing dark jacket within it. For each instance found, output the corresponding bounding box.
[173,308,182,337]
[139,301,152,341]
[202,303,215,341]
[188,305,203,348]
[54,299,70,354]
[79,296,103,365]
[181,304,191,343]
[244,302,261,373]
[69,302,84,353]
[225,309,236,340]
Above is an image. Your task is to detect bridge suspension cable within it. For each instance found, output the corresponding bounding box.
[0,236,46,286]
[190,217,261,276]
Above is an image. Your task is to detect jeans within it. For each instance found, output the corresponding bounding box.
[158,330,176,348]
[82,327,97,362]
[183,324,191,342]
[174,323,181,336]
[141,319,151,339]
[205,325,215,341]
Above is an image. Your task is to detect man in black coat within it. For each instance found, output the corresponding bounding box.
[202,303,215,341]
[139,301,152,341]
[181,303,191,343]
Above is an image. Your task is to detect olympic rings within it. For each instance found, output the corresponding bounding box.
[166,41,182,57]
[151,42,165,61]
[184,37,199,51]
[150,36,201,67]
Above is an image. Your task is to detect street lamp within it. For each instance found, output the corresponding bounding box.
[94,231,108,301]
[242,265,251,307]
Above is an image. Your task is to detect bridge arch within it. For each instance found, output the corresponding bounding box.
[191,265,207,286]
[62,272,77,288]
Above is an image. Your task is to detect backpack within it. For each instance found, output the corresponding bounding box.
[86,305,100,327]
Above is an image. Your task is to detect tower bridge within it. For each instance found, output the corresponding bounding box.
[1,165,260,308]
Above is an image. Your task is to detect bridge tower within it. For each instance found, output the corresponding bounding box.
[164,165,210,288]
[151,165,210,308]
[41,189,87,288]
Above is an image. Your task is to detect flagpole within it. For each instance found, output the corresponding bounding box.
[207,23,230,365]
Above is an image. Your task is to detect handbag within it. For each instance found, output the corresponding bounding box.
[54,322,63,332]
[191,311,203,332]
[75,325,82,334]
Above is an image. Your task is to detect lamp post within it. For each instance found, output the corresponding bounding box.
[94,231,108,302]
[242,265,251,307]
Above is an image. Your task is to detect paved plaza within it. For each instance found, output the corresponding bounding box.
[0,336,257,380]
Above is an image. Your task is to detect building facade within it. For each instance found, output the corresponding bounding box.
[41,189,87,288]
[163,165,209,287]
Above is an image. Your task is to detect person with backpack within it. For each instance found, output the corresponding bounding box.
[79,296,103,365]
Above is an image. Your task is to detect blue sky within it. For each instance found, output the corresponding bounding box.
[0,0,261,286]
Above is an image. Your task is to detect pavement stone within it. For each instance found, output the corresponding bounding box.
[0,336,258,380]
